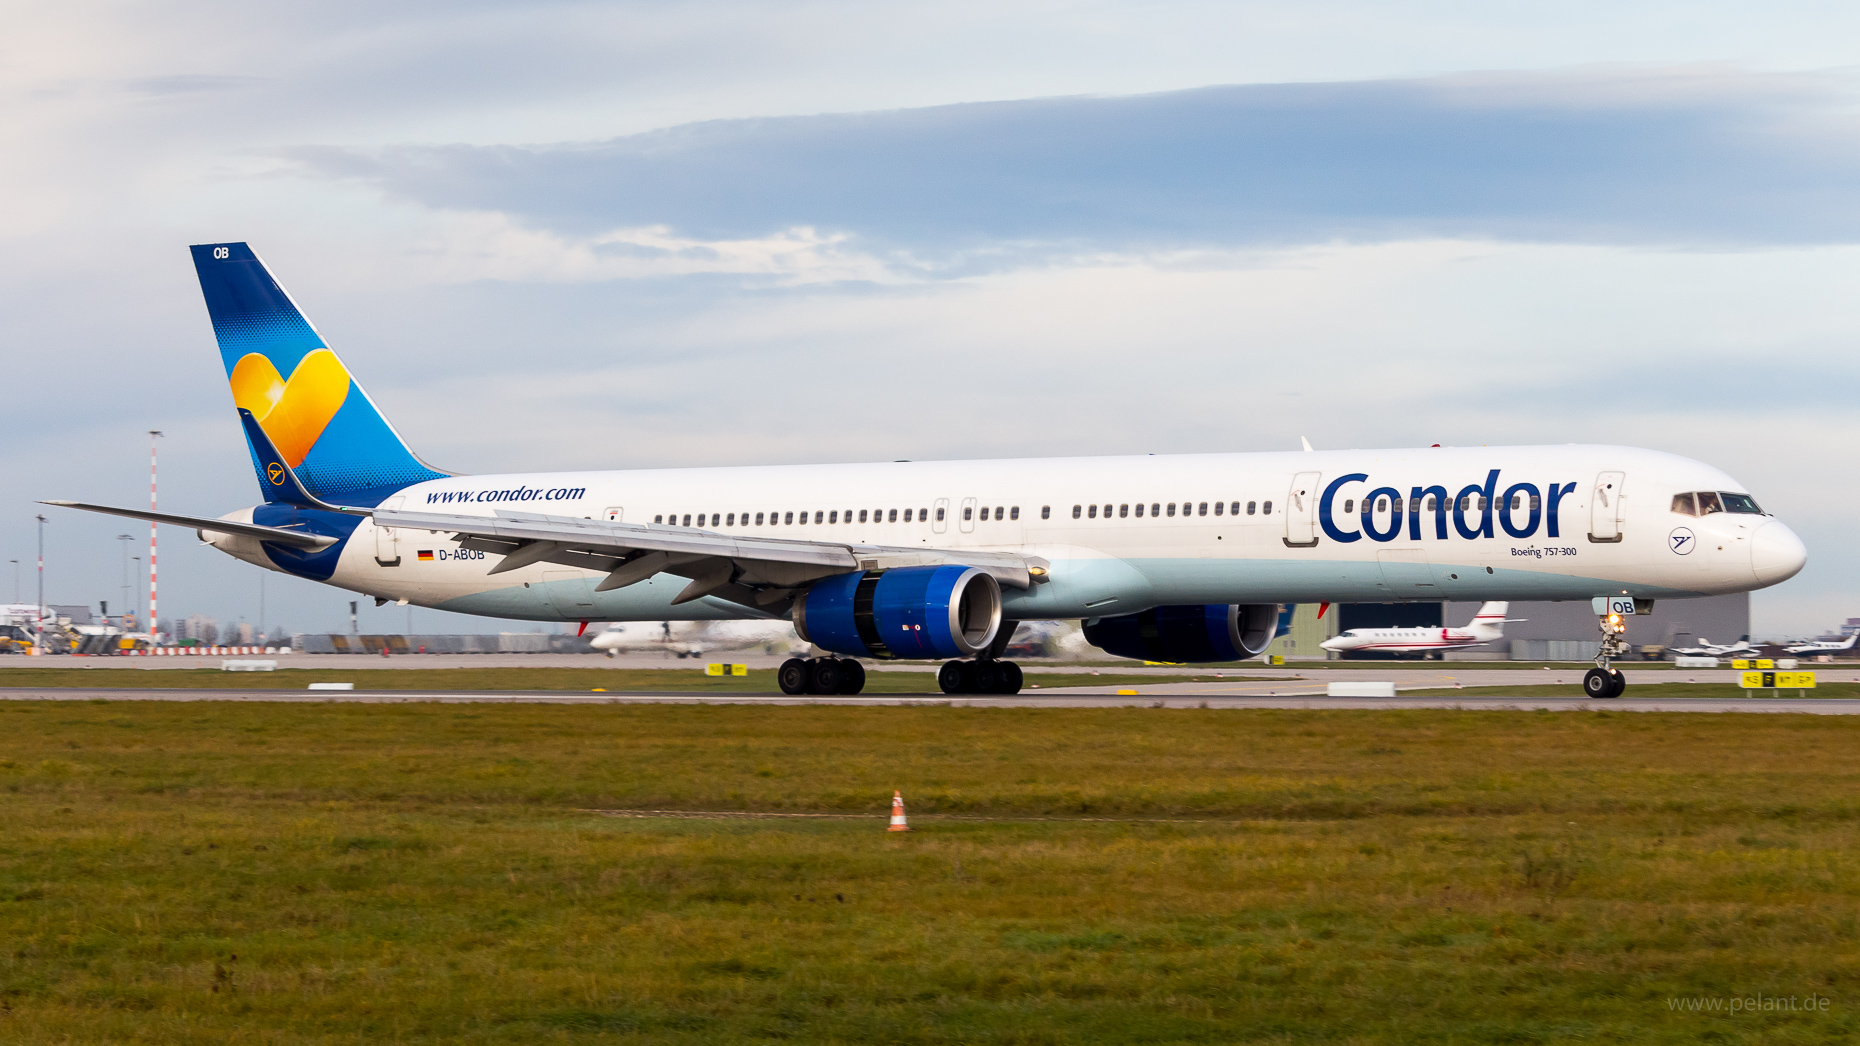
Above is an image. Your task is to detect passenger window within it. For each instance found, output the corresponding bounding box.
[1426,496,1437,512]
[1119,504,1128,518]
[755,512,764,525]
[1247,502,1256,515]
[1230,501,1240,515]
[1530,495,1540,511]
[1213,501,1223,516]
[815,511,823,523]
[995,506,1004,520]
[1010,506,1019,520]
[962,506,972,521]
[782,512,791,525]
[858,510,868,523]
[1375,498,1386,513]
[888,509,897,522]
[1391,497,1403,513]
[937,507,946,522]
[1041,506,1050,519]
[727,513,735,526]
[654,515,663,524]
[828,510,837,523]
[1088,505,1097,518]
[1263,501,1272,514]
[1343,500,1353,515]
[1151,503,1160,516]
[1103,504,1112,517]
[1697,492,1723,514]
[1072,505,1082,519]
[1198,502,1208,516]
[1135,503,1145,518]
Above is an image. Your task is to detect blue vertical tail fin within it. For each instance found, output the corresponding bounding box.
[189,242,448,506]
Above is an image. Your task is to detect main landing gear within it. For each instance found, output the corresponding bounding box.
[938,659,1023,695]
[1584,605,1632,699]
[777,657,867,696]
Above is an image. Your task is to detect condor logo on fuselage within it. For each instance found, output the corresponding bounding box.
[1319,471,1581,543]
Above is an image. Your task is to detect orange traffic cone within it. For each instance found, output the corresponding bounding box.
[888,791,912,832]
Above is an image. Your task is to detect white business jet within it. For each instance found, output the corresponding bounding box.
[588,620,803,658]
[1319,602,1517,657]
[43,243,1807,700]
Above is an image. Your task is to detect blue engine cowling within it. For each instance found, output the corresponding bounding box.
[1082,604,1282,663]
[793,565,1002,660]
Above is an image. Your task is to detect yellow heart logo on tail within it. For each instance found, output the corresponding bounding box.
[229,350,351,467]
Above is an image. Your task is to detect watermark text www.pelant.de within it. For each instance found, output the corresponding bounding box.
[1669,994,1832,1015]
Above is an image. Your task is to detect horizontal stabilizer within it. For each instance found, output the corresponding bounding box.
[38,501,337,550]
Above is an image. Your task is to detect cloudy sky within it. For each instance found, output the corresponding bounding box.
[4,1,1857,639]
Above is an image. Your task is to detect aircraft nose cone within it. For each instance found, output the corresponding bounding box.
[1750,520,1807,587]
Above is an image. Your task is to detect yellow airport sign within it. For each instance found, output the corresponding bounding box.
[1739,671,1815,689]
[1731,659,1775,670]
[705,663,749,676]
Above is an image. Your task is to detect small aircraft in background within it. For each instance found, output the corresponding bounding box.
[1320,602,1518,657]
[1784,633,1859,656]
[1669,636,1760,657]
[588,619,804,658]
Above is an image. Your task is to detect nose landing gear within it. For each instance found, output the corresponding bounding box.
[1584,608,1631,699]
[939,658,1023,695]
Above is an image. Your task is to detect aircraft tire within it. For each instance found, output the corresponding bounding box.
[972,661,1006,694]
[808,658,845,696]
[777,658,811,695]
[998,661,1023,694]
[837,659,866,695]
[938,660,971,694]
[1608,670,1627,698]
[1582,668,1616,699]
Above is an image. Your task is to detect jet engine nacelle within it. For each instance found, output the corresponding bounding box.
[793,565,1002,660]
[1082,604,1281,663]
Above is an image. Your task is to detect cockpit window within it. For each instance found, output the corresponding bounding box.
[1670,492,1697,516]
[1696,491,1724,515]
[1719,492,1763,514]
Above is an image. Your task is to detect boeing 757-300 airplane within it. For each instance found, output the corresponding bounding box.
[45,244,1808,699]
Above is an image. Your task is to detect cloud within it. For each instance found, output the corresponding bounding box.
[290,68,1860,269]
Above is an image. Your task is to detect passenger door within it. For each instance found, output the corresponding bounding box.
[1284,472,1320,547]
[374,495,403,566]
[932,497,950,535]
[1588,471,1626,543]
[959,497,978,534]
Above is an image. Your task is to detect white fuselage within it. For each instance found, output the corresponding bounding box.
[205,443,1805,624]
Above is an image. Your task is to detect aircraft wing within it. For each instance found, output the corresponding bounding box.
[370,506,1047,613]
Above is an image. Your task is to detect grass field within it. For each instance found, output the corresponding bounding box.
[0,701,1856,1043]
[0,667,1236,693]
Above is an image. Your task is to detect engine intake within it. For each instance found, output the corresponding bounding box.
[794,565,1002,660]
[1082,604,1281,663]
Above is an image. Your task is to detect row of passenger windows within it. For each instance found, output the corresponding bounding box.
[1072,501,1271,519]
[1340,494,1542,515]
[651,506,1030,527]
[1671,491,1764,516]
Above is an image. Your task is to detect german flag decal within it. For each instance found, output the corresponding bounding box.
[417,550,434,561]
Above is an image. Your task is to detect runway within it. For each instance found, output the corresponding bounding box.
[2,687,1856,713]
